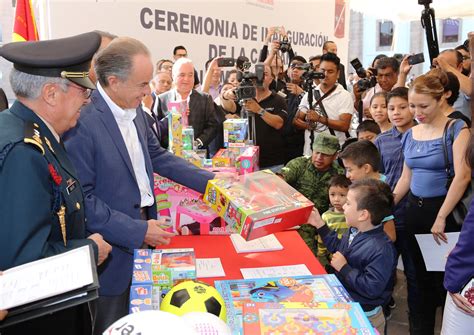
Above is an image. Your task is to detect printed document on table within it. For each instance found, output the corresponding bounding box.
[0,246,94,310]
[196,258,226,278]
[415,233,460,272]
[230,234,283,253]
[240,264,311,279]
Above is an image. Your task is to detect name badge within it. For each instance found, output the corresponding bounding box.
[66,178,77,194]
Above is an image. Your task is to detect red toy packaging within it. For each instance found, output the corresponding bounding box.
[204,170,314,240]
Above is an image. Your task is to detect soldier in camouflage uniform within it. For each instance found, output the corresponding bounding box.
[279,133,344,255]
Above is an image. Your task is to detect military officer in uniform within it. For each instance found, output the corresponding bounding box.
[278,133,344,254]
[0,32,112,334]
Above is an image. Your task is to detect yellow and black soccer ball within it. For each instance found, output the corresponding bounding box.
[160,280,226,322]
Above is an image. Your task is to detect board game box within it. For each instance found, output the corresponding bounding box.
[242,301,376,335]
[214,275,353,334]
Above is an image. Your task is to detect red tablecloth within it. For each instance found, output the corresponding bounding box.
[159,230,326,285]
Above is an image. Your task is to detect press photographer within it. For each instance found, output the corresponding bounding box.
[281,56,313,162]
[260,26,296,93]
[355,57,399,117]
[241,64,288,171]
[293,53,353,155]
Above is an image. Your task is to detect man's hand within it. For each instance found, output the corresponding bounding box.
[286,83,304,96]
[306,109,320,123]
[330,251,348,272]
[450,292,474,315]
[242,99,262,114]
[144,219,176,247]
[88,233,112,266]
[307,208,325,229]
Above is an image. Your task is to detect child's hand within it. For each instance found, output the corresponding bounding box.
[307,208,324,228]
[330,252,347,272]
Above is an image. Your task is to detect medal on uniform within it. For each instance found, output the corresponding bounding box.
[57,205,67,246]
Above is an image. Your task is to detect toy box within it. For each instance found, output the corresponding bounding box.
[154,174,232,235]
[223,119,248,147]
[168,112,183,157]
[167,101,188,127]
[182,127,194,151]
[242,301,376,335]
[215,274,352,335]
[130,249,164,313]
[129,284,154,313]
[204,170,314,240]
[182,150,204,168]
[237,146,259,175]
[129,248,198,313]
[212,148,236,168]
[152,248,196,283]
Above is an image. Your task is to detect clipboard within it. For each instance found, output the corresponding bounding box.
[0,245,99,329]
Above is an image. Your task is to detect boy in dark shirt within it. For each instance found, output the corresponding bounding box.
[308,179,397,335]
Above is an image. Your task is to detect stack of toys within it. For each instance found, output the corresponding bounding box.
[129,248,196,313]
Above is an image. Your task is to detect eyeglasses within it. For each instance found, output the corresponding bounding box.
[67,83,92,99]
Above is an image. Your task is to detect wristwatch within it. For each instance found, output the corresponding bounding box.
[257,108,266,117]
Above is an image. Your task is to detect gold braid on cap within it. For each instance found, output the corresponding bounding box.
[60,71,89,79]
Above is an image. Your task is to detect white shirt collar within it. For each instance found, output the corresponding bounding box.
[97,82,136,124]
[173,88,193,102]
[37,114,60,143]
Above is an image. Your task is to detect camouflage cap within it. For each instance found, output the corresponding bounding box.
[312,133,340,155]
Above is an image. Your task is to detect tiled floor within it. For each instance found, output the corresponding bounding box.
[387,269,442,335]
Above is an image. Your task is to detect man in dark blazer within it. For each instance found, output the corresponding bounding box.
[0,32,111,335]
[155,57,218,150]
[63,37,215,334]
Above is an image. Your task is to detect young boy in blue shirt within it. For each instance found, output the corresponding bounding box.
[308,179,397,335]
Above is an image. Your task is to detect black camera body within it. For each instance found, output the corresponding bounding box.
[236,64,265,101]
[357,76,377,91]
[278,36,291,53]
[350,58,378,91]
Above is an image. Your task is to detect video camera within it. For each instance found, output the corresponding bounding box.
[350,58,377,91]
[297,63,325,81]
[235,64,265,101]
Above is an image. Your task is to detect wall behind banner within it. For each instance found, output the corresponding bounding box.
[44,0,350,80]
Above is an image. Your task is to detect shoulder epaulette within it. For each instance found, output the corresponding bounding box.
[24,121,45,155]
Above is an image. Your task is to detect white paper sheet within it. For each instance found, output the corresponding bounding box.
[0,246,94,310]
[196,258,226,278]
[240,264,312,279]
[229,234,283,253]
[415,232,460,272]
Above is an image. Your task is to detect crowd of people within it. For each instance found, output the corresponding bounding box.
[0,27,472,335]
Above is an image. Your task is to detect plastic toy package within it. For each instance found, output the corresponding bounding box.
[204,170,313,240]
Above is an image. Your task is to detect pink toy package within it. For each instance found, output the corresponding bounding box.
[237,145,259,175]
[153,174,232,235]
